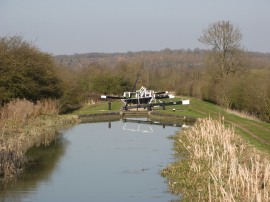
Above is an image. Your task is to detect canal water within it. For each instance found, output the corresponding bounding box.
[0,118,180,202]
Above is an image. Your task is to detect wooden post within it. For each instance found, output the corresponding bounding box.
[162,102,165,110]
[108,102,111,110]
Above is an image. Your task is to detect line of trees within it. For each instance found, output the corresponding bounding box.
[1,21,270,121]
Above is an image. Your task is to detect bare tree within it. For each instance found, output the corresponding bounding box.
[199,21,246,79]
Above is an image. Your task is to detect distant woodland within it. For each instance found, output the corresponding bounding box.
[55,48,270,122]
[1,21,270,121]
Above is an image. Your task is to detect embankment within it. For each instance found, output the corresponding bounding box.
[0,114,78,181]
[150,111,196,124]
[162,118,270,201]
[0,99,79,182]
[79,112,121,123]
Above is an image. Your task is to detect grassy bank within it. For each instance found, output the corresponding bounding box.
[153,97,270,153]
[0,99,78,181]
[72,101,123,115]
[161,118,270,201]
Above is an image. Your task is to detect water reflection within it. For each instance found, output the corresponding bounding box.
[122,118,184,133]
[106,117,185,131]
[122,118,183,127]
[0,134,69,202]
[123,122,154,133]
[0,119,180,202]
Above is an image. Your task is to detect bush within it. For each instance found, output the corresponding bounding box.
[0,99,58,126]
[0,36,63,103]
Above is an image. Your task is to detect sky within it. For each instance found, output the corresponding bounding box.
[1,0,270,55]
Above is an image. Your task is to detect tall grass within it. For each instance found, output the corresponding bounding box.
[162,118,270,201]
[0,98,58,120]
[226,108,260,121]
[0,99,77,181]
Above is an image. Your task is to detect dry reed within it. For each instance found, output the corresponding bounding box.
[0,99,78,182]
[162,118,270,201]
[0,98,58,121]
[226,108,260,121]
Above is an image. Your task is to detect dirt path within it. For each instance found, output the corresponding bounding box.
[225,119,270,146]
[190,106,270,146]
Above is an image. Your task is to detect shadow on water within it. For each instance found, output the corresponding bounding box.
[0,132,69,201]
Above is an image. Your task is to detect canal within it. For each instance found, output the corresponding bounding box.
[0,118,181,202]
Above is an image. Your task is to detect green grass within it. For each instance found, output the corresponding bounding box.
[154,97,270,153]
[152,98,205,118]
[72,101,123,115]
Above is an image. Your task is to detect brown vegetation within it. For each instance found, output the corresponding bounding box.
[0,99,78,181]
[162,118,270,201]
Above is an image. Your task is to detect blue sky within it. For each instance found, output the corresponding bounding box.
[1,0,270,55]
